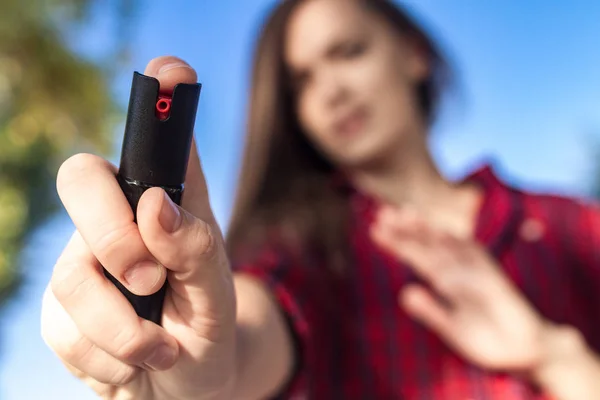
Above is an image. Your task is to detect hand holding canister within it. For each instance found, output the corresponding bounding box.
[104,71,201,324]
[43,58,276,400]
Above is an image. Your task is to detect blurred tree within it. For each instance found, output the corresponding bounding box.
[0,0,136,306]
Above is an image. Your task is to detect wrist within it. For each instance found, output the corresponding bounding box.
[531,323,583,384]
[530,322,600,400]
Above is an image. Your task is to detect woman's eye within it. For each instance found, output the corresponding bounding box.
[340,41,366,58]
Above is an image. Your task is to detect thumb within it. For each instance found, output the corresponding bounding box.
[136,187,234,335]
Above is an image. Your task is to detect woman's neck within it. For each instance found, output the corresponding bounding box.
[347,136,482,238]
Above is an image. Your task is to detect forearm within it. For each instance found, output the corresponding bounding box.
[533,324,600,400]
[231,274,295,400]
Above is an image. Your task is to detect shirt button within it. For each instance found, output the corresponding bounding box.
[520,218,545,242]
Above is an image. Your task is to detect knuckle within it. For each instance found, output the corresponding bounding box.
[42,322,91,375]
[50,262,97,304]
[435,274,464,296]
[191,218,217,258]
[40,286,93,367]
[100,366,136,386]
[437,232,457,247]
[59,333,95,368]
[434,277,453,295]
[57,153,108,196]
[95,364,136,386]
[40,290,73,361]
[110,326,144,362]
[159,216,220,268]
[93,222,139,266]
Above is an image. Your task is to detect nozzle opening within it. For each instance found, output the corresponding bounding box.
[156,96,172,120]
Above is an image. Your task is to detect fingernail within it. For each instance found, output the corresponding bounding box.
[124,261,163,291]
[159,191,181,233]
[158,60,192,74]
[144,344,177,371]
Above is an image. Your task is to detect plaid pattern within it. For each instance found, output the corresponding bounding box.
[233,165,600,399]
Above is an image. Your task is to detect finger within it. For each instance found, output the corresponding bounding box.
[41,284,137,385]
[397,234,467,295]
[373,209,472,298]
[377,205,473,269]
[371,208,438,282]
[182,139,217,226]
[375,204,429,240]
[400,284,454,339]
[137,187,234,340]
[56,56,200,295]
[56,153,164,296]
[145,57,218,232]
[50,231,179,371]
[144,55,198,93]
[371,204,433,261]
[436,232,476,266]
[417,231,498,298]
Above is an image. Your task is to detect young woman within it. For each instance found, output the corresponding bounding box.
[42,0,600,399]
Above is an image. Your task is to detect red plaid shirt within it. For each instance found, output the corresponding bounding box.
[233,165,600,399]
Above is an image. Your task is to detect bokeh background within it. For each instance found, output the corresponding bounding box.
[1,1,600,398]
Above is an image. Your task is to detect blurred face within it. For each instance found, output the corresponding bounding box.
[284,0,429,169]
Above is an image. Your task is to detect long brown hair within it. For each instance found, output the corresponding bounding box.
[225,0,451,269]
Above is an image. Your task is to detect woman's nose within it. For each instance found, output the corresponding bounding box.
[315,67,348,110]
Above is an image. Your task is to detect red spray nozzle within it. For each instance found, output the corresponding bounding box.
[156,96,172,120]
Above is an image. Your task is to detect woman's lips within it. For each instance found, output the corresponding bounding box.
[332,106,369,138]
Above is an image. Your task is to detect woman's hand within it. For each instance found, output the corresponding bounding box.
[370,204,549,373]
[41,57,237,400]
[371,204,600,399]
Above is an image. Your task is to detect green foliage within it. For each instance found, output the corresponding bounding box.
[0,0,135,305]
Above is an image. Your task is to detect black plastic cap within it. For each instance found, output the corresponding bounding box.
[118,71,201,187]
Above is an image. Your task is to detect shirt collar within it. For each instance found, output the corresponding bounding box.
[339,163,524,257]
[465,164,524,256]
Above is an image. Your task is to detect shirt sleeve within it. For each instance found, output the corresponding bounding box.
[231,243,337,399]
[563,199,600,353]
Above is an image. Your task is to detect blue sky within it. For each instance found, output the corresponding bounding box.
[2,1,600,398]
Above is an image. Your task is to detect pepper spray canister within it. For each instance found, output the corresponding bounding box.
[104,71,201,325]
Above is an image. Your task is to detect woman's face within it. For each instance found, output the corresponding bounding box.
[284,0,429,169]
